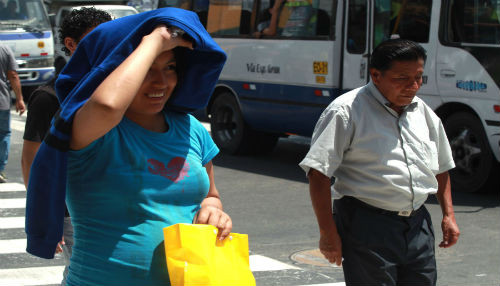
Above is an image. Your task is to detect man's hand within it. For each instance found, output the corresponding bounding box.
[194,205,232,241]
[439,215,460,248]
[319,229,342,266]
[15,98,25,115]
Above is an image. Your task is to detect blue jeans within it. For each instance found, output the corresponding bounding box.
[0,109,11,172]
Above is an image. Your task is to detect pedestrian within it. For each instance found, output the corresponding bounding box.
[25,8,230,285]
[21,7,112,286]
[0,43,25,183]
[299,39,460,285]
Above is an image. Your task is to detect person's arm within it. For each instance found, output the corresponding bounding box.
[308,168,342,266]
[435,171,460,248]
[261,0,284,36]
[70,25,193,150]
[21,141,41,188]
[194,161,232,240]
[6,70,25,115]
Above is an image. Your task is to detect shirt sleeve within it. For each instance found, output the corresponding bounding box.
[23,91,60,142]
[436,119,455,174]
[191,117,219,166]
[5,46,18,71]
[299,104,352,178]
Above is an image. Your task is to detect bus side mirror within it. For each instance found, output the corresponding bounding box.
[49,14,55,27]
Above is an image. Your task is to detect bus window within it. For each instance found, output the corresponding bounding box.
[206,0,254,35]
[446,0,500,45]
[254,0,334,38]
[158,0,193,9]
[347,0,367,54]
[373,0,432,47]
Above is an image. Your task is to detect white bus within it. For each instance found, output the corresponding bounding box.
[0,0,55,96]
[160,0,500,193]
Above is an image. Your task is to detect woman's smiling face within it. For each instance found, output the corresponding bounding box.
[126,50,178,117]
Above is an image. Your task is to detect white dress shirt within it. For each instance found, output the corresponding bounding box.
[299,82,455,212]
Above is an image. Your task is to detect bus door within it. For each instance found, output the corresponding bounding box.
[369,0,437,104]
[342,0,370,90]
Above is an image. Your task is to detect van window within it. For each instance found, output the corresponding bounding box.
[347,0,367,54]
[373,0,432,47]
[206,0,253,35]
[259,0,334,38]
[158,0,335,38]
[446,0,500,45]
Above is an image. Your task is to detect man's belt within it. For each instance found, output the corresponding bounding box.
[342,196,422,217]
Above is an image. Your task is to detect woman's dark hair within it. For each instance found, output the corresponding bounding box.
[370,39,427,71]
[59,7,112,56]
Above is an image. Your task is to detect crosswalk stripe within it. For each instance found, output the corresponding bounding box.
[10,109,26,133]
[0,265,64,286]
[0,198,25,208]
[0,239,26,254]
[298,282,345,286]
[0,217,24,229]
[201,122,211,132]
[250,254,300,272]
[0,183,26,192]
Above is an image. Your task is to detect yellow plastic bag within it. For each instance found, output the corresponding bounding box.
[163,223,256,286]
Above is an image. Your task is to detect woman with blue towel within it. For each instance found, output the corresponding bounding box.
[25,8,231,285]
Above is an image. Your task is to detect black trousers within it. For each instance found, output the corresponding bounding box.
[334,197,437,286]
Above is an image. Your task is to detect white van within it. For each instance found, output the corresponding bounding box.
[51,5,138,73]
[1,0,55,97]
[160,0,500,193]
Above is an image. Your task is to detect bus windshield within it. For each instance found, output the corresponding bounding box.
[0,0,51,31]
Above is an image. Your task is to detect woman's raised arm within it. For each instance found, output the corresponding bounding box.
[70,26,193,150]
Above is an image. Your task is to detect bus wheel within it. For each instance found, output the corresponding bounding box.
[444,112,495,193]
[210,93,250,154]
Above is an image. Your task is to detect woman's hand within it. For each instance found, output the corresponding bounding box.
[55,236,65,254]
[144,25,193,54]
[194,205,233,241]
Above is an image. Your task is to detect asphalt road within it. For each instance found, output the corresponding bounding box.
[2,111,499,286]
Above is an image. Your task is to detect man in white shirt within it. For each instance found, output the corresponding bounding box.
[299,39,460,285]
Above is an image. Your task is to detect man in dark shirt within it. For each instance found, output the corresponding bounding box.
[21,7,111,286]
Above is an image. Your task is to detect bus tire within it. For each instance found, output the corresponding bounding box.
[210,93,252,154]
[210,93,279,154]
[253,132,279,154]
[444,112,495,193]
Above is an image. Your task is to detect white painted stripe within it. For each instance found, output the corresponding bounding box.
[11,119,25,132]
[297,283,346,286]
[0,183,26,192]
[0,239,26,254]
[249,254,300,272]
[0,265,64,286]
[10,110,26,132]
[0,217,25,229]
[201,122,211,132]
[0,198,26,209]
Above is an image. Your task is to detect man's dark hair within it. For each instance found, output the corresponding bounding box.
[59,7,112,56]
[370,39,427,71]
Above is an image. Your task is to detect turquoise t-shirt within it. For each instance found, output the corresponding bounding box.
[65,111,219,286]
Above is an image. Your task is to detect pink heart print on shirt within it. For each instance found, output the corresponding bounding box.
[147,157,190,182]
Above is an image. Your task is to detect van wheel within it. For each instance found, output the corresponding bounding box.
[210,93,278,154]
[444,112,496,192]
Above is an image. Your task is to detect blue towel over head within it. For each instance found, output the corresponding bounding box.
[25,7,226,259]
